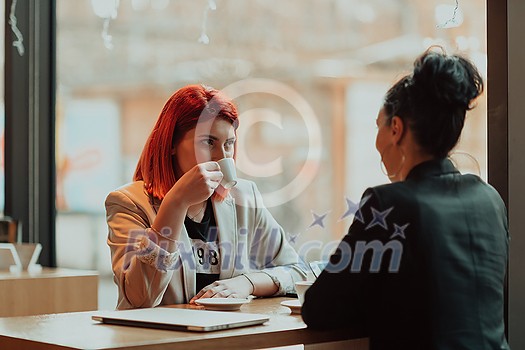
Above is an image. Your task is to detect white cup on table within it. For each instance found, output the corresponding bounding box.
[295,281,314,305]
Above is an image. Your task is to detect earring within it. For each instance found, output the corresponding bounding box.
[380,159,389,177]
[448,151,481,177]
[380,145,406,180]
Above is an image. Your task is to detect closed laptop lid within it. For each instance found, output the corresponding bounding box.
[92,307,270,332]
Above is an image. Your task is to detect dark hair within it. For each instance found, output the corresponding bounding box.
[383,48,484,158]
[134,84,238,199]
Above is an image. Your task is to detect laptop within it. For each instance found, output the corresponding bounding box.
[92,307,270,332]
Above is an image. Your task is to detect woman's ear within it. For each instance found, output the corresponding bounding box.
[390,116,405,145]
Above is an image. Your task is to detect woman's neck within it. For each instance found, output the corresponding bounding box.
[395,148,435,182]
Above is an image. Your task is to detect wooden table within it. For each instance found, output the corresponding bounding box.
[0,297,368,350]
[0,268,98,317]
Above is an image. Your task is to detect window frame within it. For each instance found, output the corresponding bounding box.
[4,0,56,266]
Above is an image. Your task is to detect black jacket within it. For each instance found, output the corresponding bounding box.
[302,159,509,350]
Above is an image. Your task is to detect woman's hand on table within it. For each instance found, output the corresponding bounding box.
[189,276,253,304]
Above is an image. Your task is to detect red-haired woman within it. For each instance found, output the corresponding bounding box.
[105,84,306,309]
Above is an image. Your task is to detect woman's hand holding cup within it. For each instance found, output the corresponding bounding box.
[167,162,223,207]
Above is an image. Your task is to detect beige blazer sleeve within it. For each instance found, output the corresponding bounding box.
[105,182,187,309]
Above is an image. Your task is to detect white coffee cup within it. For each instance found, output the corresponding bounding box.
[295,281,314,305]
[217,158,237,189]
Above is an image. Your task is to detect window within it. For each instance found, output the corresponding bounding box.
[56,0,487,309]
[1,0,5,216]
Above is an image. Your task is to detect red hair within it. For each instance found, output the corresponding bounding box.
[134,84,239,200]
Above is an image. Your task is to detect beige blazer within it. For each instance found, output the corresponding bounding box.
[106,179,306,309]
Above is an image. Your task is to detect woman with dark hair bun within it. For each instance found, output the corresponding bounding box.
[382,49,484,162]
[302,49,509,350]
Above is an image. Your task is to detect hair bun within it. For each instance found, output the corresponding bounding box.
[410,51,483,111]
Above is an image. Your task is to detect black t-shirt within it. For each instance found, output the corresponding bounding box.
[184,200,220,293]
